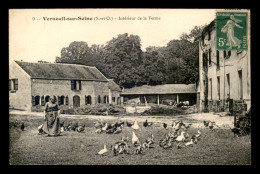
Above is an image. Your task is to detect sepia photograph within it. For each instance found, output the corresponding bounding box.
[9,8,251,165]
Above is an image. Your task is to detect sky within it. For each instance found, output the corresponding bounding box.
[9,9,216,63]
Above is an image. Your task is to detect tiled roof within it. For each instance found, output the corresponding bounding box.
[15,61,108,82]
[108,79,122,92]
[121,84,197,95]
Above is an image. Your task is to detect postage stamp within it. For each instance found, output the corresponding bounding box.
[216,11,248,50]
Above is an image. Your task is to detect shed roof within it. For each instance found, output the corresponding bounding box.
[121,84,197,95]
[15,61,108,82]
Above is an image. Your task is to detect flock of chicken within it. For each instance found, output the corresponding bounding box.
[35,118,231,156]
[38,121,86,134]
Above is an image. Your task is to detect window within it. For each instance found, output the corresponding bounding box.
[217,76,220,100]
[208,31,211,40]
[203,53,208,68]
[208,49,212,66]
[103,96,107,104]
[228,50,231,57]
[45,95,50,103]
[112,97,115,103]
[9,79,18,91]
[103,95,109,104]
[209,78,212,100]
[85,95,92,105]
[226,74,230,97]
[223,50,227,58]
[60,96,65,105]
[238,70,243,99]
[35,96,40,106]
[98,95,101,104]
[41,96,45,106]
[216,50,220,70]
[66,96,69,105]
[71,80,82,90]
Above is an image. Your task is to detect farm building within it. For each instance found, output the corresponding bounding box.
[198,20,251,112]
[120,84,197,106]
[9,60,121,111]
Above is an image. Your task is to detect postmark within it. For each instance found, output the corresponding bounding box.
[216,12,248,50]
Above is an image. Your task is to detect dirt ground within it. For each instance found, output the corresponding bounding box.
[9,111,250,165]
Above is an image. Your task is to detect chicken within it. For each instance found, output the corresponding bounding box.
[135,143,144,154]
[177,143,183,149]
[143,119,153,127]
[163,139,172,149]
[132,120,140,130]
[143,119,148,127]
[175,131,186,143]
[184,123,192,129]
[71,123,78,131]
[126,121,134,127]
[185,139,194,146]
[61,126,65,132]
[95,128,102,134]
[204,121,209,127]
[191,130,201,144]
[98,145,108,155]
[94,122,103,129]
[192,136,198,144]
[106,127,116,134]
[21,123,25,131]
[38,124,44,134]
[209,122,215,130]
[101,123,108,131]
[143,134,154,149]
[163,123,167,129]
[113,125,123,134]
[76,125,85,133]
[132,131,140,145]
[115,120,124,128]
[172,121,181,131]
[65,123,72,131]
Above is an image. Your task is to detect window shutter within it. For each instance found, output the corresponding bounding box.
[14,79,18,90]
[79,81,82,90]
[9,80,11,91]
[71,80,75,90]
[85,95,87,105]
[58,96,61,105]
[41,96,45,106]
[66,96,69,105]
[32,96,35,106]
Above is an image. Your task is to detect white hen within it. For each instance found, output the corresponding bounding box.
[185,139,194,146]
[101,123,108,131]
[132,131,139,144]
[132,120,140,130]
[98,144,108,155]
[175,131,186,142]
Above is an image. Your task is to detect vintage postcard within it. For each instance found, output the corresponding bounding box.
[9,9,251,165]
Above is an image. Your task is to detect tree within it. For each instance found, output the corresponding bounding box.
[55,41,92,65]
[99,33,144,88]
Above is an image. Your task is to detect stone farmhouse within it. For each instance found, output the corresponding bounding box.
[9,61,122,111]
[198,20,251,112]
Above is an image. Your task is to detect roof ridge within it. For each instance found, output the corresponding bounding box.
[15,60,97,68]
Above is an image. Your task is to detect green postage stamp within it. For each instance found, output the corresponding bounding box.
[216,12,248,50]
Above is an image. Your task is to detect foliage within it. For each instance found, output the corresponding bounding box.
[55,26,205,88]
[141,105,187,116]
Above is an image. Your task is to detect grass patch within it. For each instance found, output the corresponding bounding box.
[9,114,251,165]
